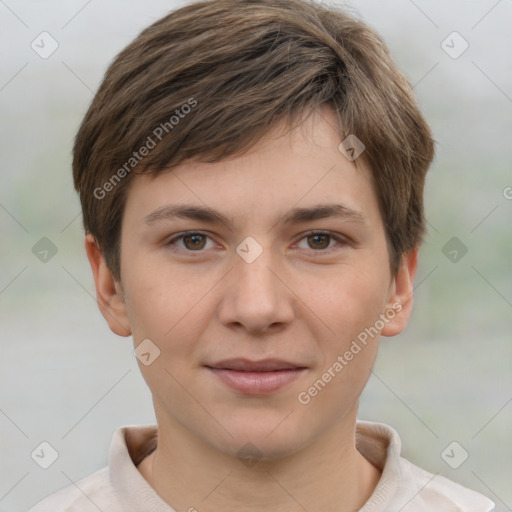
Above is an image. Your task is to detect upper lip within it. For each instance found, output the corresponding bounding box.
[206,358,307,372]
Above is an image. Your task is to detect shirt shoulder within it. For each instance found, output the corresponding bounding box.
[27,465,123,512]
[394,457,496,512]
[355,421,495,512]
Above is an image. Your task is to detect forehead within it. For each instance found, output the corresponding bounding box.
[122,106,380,228]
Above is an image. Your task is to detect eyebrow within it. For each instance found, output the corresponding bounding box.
[144,202,366,229]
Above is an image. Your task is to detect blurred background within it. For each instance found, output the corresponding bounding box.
[1,0,511,510]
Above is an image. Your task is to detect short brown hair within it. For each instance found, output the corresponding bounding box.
[73,0,435,282]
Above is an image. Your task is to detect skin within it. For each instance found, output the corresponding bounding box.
[86,104,418,512]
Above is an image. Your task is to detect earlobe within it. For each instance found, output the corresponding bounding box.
[84,234,132,337]
[380,247,419,337]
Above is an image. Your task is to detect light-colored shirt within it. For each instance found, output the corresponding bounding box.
[27,420,495,511]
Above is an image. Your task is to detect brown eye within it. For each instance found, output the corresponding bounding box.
[295,231,347,252]
[307,234,331,250]
[167,232,214,253]
[182,234,207,250]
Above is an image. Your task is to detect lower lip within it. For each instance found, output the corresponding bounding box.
[207,368,306,394]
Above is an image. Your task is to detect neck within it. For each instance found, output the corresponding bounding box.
[137,407,381,512]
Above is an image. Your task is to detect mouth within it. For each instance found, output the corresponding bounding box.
[205,358,308,394]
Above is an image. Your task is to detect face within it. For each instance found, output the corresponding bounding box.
[87,105,417,461]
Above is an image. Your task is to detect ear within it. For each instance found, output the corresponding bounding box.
[381,246,419,337]
[84,234,132,337]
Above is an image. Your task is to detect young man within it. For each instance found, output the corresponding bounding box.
[29,0,495,510]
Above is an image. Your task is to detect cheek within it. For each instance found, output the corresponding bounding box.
[126,280,210,410]
[124,265,218,394]
[310,265,391,339]
[303,265,389,386]
[296,272,386,415]
[123,256,209,340]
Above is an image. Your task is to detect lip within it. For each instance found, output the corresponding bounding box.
[207,358,306,372]
[205,358,308,394]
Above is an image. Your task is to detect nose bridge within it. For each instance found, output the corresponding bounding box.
[234,236,281,303]
[218,236,294,332]
[237,246,277,294]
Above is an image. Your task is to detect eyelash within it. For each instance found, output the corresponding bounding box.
[165,231,349,255]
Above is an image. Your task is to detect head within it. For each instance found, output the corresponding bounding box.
[77,0,434,460]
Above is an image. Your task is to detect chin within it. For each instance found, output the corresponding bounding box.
[214,417,315,462]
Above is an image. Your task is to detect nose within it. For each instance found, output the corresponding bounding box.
[217,244,295,335]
